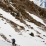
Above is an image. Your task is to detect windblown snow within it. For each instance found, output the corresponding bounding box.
[0,8,46,46]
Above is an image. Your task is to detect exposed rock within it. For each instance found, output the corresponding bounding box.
[29,32,34,37]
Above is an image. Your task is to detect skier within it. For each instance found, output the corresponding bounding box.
[12,39,16,46]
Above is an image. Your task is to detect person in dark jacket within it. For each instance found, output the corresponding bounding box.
[12,39,15,45]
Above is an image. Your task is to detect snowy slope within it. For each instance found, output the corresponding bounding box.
[0,40,11,46]
[0,8,46,46]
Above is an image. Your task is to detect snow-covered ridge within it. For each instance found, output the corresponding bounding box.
[30,0,46,9]
[26,11,46,26]
[0,9,25,27]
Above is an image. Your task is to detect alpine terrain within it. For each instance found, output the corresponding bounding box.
[0,0,46,46]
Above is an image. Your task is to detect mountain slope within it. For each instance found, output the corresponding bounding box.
[0,0,46,46]
[0,14,46,46]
